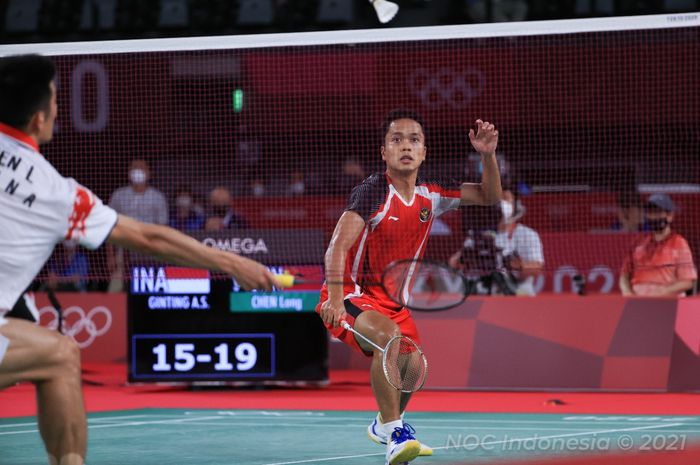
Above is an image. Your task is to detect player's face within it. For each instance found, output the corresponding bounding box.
[37,82,58,144]
[381,119,426,174]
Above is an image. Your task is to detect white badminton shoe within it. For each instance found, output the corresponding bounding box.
[385,423,421,465]
[369,413,433,456]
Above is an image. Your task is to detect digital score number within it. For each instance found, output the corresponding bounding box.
[131,334,274,380]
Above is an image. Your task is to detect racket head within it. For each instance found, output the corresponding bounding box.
[382,335,428,393]
[381,259,471,311]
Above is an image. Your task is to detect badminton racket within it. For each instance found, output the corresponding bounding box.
[341,319,427,392]
[277,258,472,312]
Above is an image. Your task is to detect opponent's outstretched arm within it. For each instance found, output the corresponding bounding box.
[107,214,277,291]
[460,119,502,206]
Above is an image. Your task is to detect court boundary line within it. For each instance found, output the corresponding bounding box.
[1,411,698,435]
[0,415,226,436]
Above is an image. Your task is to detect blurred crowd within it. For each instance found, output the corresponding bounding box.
[43,155,696,298]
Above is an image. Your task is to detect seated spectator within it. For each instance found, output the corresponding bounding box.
[170,185,204,232]
[337,158,366,194]
[109,159,168,224]
[619,193,697,296]
[107,159,169,290]
[43,240,89,292]
[249,178,267,197]
[205,186,248,231]
[611,191,649,232]
[286,171,306,196]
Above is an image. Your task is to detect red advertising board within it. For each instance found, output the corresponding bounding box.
[330,295,700,391]
[34,293,127,363]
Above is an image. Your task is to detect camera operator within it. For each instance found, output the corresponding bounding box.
[448,203,516,295]
[449,188,543,295]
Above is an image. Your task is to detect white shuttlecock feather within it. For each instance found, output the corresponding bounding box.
[370,0,399,24]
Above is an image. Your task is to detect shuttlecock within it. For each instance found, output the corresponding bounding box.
[370,0,399,24]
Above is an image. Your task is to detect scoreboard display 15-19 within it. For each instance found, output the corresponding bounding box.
[127,231,328,385]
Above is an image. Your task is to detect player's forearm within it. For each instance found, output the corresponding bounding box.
[111,218,233,273]
[323,211,366,303]
[479,152,502,205]
[144,224,235,272]
[324,244,347,303]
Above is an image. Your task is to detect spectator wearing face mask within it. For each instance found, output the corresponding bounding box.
[170,185,205,232]
[107,160,168,290]
[109,159,168,225]
[205,186,249,231]
[619,194,697,297]
[494,188,544,295]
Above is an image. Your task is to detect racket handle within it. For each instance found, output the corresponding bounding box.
[274,274,296,288]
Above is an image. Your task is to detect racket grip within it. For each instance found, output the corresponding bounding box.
[340,320,352,331]
[274,274,295,288]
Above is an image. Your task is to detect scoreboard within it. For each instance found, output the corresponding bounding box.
[127,231,328,385]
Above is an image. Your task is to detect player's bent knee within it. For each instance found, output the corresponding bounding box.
[374,325,400,346]
[49,336,81,376]
[355,312,400,346]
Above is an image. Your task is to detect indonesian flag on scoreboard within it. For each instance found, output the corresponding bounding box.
[163,267,210,294]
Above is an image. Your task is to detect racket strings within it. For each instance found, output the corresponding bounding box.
[384,337,426,392]
[384,260,470,310]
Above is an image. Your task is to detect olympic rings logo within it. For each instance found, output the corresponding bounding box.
[39,306,113,349]
[408,68,485,109]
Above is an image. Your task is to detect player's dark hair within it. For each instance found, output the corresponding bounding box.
[0,55,55,130]
[380,108,426,144]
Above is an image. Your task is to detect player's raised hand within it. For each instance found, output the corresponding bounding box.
[469,119,498,156]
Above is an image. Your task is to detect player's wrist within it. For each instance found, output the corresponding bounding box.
[223,252,244,276]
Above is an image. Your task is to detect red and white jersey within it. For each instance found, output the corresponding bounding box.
[332,173,461,310]
[0,123,118,312]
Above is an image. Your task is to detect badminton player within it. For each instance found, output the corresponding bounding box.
[317,109,501,464]
[0,54,278,465]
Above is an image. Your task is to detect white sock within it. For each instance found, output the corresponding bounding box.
[383,419,403,437]
[378,411,405,425]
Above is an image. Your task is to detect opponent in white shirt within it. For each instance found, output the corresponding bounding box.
[0,54,279,465]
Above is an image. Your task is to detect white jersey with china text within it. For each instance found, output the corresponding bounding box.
[0,126,117,312]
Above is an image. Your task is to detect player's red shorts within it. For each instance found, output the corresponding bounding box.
[315,288,421,357]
